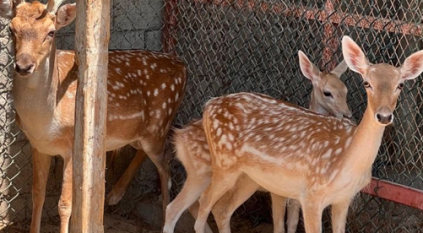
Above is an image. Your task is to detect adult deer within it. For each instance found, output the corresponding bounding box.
[163,52,351,233]
[193,36,423,233]
[0,0,186,232]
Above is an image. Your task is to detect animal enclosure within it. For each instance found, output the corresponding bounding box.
[1,0,423,232]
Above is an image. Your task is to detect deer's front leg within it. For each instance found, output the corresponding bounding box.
[212,175,260,233]
[59,156,72,233]
[30,149,52,233]
[331,199,352,233]
[286,199,301,233]
[301,198,323,233]
[270,193,287,233]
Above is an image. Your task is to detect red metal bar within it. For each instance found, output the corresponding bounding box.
[321,0,339,70]
[186,0,423,36]
[361,178,423,211]
[162,0,179,54]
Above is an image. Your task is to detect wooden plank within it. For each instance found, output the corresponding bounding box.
[361,178,423,211]
[71,0,110,232]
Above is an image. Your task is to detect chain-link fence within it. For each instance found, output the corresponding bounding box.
[1,0,423,232]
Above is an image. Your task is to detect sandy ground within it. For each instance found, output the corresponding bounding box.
[1,215,276,233]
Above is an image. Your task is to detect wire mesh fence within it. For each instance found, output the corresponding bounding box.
[0,0,422,232]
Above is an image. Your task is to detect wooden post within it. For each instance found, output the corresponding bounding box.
[71,0,110,232]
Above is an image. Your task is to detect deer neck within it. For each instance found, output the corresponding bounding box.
[309,90,329,115]
[12,45,58,134]
[343,107,385,176]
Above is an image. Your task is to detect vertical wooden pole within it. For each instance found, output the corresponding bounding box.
[71,0,110,232]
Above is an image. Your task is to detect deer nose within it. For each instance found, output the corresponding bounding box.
[15,53,35,76]
[376,112,393,125]
[343,109,352,119]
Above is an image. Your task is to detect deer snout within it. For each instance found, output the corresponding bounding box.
[375,107,394,125]
[15,53,36,76]
[343,109,352,119]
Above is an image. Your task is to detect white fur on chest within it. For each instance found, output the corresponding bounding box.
[20,115,69,155]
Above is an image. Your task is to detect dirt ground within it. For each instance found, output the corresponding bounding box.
[2,214,275,233]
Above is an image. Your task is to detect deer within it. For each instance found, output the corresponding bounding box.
[0,1,186,233]
[163,51,351,233]
[193,35,423,233]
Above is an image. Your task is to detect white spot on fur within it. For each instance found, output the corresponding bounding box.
[321,148,332,159]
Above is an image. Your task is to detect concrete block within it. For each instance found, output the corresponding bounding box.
[145,30,162,51]
[109,31,145,50]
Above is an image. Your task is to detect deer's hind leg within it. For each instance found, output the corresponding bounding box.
[106,148,148,205]
[194,171,241,233]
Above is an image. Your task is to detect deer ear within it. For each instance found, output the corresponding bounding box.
[0,0,19,19]
[400,50,423,80]
[330,60,348,78]
[342,36,370,76]
[56,3,75,30]
[299,50,321,83]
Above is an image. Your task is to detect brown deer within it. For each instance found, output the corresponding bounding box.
[193,36,423,233]
[0,1,186,232]
[163,51,351,233]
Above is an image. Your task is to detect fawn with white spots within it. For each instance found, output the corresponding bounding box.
[0,1,186,232]
[163,51,351,233]
[193,36,423,233]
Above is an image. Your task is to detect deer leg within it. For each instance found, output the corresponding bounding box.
[163,175,211,233]
[270,193,287,233]
[194,171,240,233]
[331,199,352,233]
[188,202,214,233]
[144,147,170,230]
[58,156,72,233]
[107,149,148,205]
[157,159,171,229]
[301,199,323,233]
[212,175,260,233]
[286,199,301,233]
[30,149,51,233]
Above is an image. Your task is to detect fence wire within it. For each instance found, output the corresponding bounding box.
[0,0,422,232]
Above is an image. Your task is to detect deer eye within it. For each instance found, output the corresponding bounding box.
[363,81,371,88]
[47,30,55,38]
[323,91,333,98]
[397,83,404,90]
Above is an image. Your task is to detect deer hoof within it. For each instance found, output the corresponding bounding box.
[106,189,125,205]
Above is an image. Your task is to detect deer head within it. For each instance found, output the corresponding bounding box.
[342,36,423,125]
[0,0,76,76]
[298,50,351,119]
